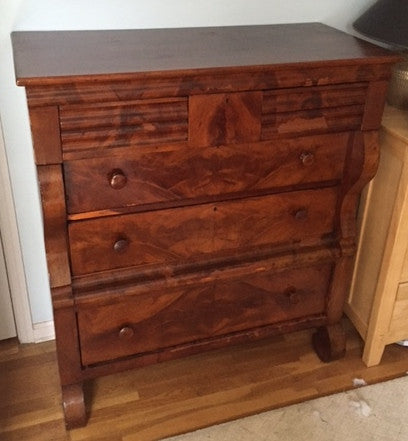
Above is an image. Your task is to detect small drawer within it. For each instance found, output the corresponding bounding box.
[59,97,189,154]
[77,262,333,365]
[68,187,338,276]
[262,84,367,138]
[64,132,348,214]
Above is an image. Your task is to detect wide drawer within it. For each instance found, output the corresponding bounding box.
[77,262,333,365]
[68,187,338,276]
[64,132,348,214]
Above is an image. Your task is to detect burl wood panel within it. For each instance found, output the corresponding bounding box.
[72,242,339,297]
[189,92,262,147]
[77,262,333,365]
[64,132,349,215]
[59,97,188,153]
[68,187,338,276]
[263,83,368,113]
[262,83,368,138]
[262,106,364,139]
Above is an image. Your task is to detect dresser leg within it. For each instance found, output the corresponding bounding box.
[61,383,87,429]
[312,323,346,362]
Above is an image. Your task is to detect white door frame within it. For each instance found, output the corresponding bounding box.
[0,115,34,343]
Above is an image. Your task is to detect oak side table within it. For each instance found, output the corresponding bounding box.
[346,105,408,366]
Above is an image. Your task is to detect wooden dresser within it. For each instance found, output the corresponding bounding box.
[12,23,397,428]
[346,105,408,366]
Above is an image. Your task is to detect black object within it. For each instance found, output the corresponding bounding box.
[354,0,408,48]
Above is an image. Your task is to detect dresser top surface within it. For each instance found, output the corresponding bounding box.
[12,22,398,86]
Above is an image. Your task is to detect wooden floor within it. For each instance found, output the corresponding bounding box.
[1,319,408,441]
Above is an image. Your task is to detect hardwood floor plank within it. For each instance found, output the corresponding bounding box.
[1,319,408,441]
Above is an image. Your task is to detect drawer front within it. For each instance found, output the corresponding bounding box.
[59,97,189,154]
[189,84,367,148]
[68,187,338,276]
[77,262,332,365]
[261,84,366,139]
[189,91,262,147]
[263,84,367,114]
[64,132,348,214]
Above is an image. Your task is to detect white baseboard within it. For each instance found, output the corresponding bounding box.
[33,320,55,343]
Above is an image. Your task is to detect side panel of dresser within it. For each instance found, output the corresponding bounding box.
[346,113,408,366]
[29,106,86,426]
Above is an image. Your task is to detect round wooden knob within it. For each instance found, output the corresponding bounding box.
[109,169,127,190]
[300,152,315,166]
[113,238,129,253]
[285,287,300,304]
[294,208,308,220]
[289,291,300,304]
[118,326,134,339]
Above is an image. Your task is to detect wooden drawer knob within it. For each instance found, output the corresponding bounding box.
[285,287,300,304]
[109,169,127,189]
[294,208,308,220]
[113,238,129,253]
[118,326,134,339]
[300,152,315,166]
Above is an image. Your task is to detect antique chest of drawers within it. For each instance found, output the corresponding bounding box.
[12,23,397,428]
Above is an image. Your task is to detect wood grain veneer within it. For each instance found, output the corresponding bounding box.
[68,188,337,275]
[78,263,332,366]
[63,133,348,215]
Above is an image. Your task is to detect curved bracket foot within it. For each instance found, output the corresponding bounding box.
[62,383,87,429]
[312,323,346,363]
